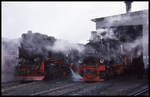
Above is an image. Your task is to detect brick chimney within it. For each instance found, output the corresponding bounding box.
[124,1,133,13]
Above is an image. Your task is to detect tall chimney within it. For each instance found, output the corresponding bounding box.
[124,1,133,13]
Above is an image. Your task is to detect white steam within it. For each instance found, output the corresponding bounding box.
[70,68,83,81]
[2,38,20,83]
[122,37,143,57]
[46,39,85,55]
[97,28,118,40]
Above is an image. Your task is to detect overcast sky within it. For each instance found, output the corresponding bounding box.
[2,1,149,44]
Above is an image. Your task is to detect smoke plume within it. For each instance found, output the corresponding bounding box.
[2,38,20,82]
[19,30,85,65]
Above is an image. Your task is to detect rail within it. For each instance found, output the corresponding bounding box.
[128,85,149,96]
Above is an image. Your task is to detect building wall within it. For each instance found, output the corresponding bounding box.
[92,10,149,69]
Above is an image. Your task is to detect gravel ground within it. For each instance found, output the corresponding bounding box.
[2,78,73,95]
[2,81,22,89]
[76,76,148,96]
[2,76,148,96]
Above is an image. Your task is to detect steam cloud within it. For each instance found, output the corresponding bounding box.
[19,31,85,65]
[2,38,20,82]
[95,27,144,63]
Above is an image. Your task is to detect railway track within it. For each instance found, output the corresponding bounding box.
[2,81,22,88]
[2,80,112,96]
[2,79,76,95]
[31,81,112,96]
[31,82,83,95]
[2,77,148,96]
[47,82,98,96]
[2,81,38,93]
[128,85,149,96]
[66,83,112,96]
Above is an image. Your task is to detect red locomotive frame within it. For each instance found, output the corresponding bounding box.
[15,57,66,81]
[78,57,126,82]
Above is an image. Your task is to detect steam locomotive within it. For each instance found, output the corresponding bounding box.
[15,55,71,81]
[15,10,148,81]
[15,32,74,81]
[78,10,148,81]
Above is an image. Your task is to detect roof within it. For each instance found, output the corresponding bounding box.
[91,10,148,22]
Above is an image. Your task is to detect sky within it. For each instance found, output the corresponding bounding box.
[2,1,149,44]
